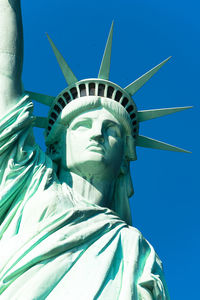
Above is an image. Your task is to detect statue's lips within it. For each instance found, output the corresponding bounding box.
[86,143,105,154]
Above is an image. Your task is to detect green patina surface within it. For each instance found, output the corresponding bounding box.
[0,0,191,299]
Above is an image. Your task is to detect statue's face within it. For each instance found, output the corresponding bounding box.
[61,107,125,179]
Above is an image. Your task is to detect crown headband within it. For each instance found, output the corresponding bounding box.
[27,22,191,153]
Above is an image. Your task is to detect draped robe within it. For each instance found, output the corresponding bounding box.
[0,96,170,299]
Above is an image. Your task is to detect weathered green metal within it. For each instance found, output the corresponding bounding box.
[0,1,190,298]
[136,135,191,153]
[44,78,138,141]
[34,116,48,128]
[124,57,171,96]
[26,91,54,106]
[137,106,192,122]
[0,92,170,298]
[46,33,78,85]
[98,21,114,80]
[30,28,190,154]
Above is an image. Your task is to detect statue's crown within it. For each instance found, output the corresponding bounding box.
[27,22,191,153]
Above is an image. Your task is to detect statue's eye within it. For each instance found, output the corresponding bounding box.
[106,124,122,138]
[71,119,92,130]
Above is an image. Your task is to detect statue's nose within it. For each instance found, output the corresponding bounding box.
[90,124,104,142]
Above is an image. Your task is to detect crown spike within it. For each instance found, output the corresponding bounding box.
[26,91,55,106]
[138,106,192,122]
[136,135,191,153]
[46,33,78,86]
[33,116,48,129]
[124,57,171,96]
[98,21,114,80]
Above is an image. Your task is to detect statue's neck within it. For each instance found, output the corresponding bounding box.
[59,168,115,208]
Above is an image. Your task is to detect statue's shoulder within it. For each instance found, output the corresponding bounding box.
[122,225,164,267]
[120,224,158,254]
[122,224,143,239]
[119,225,143,248]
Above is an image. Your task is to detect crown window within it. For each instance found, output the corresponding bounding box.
[70,87,78,99]
[51,112,58,120]
[79,84,87,97]
[121,97,128,106]
[63,92,71,103]
[98,84,105,96]
[54,105,61,113]
[130,112,136,119]
[89,83,95,95]
[115,91,123,102]
[58,98,66,108]
[107,86,114,98]
[126,105,134,113]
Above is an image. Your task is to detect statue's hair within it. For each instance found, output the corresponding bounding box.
[46,97,136,225]
[112,164,133,225]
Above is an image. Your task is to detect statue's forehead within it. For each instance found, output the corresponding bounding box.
[69,107,121,125]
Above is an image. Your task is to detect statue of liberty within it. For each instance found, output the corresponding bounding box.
[0,1,190,299]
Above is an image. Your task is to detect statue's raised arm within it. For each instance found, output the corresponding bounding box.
[0,0,23,117]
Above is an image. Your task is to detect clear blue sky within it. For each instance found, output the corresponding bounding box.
[22,0,199,298]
